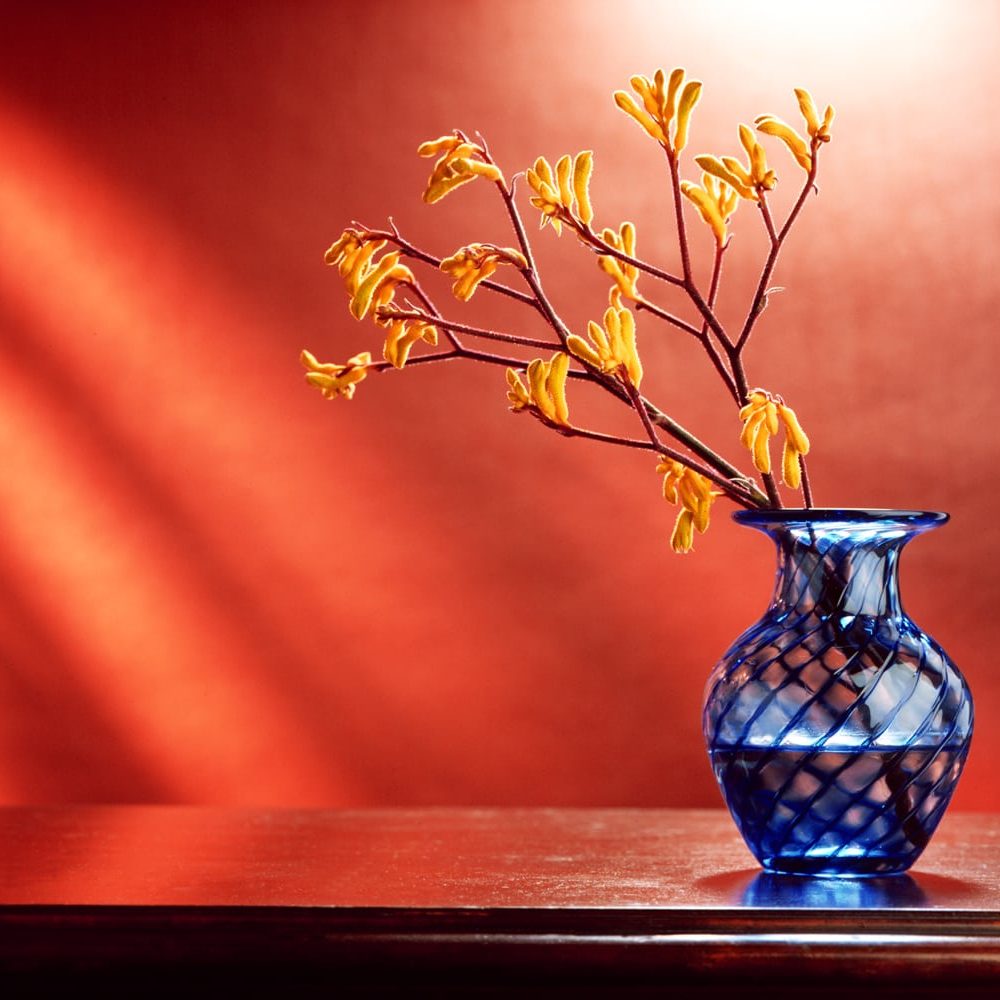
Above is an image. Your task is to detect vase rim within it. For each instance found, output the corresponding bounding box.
[732,508,948,528]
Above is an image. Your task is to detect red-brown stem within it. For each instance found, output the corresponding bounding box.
[762,471,782,508]
[645,404,764,505]
[734,143,821,354]
[583,219,737,380]
[666,149,694,284]
[760,472,784,510]
[634,298,738,403]
[572,362,765,502]
[702,243,725,331]
[369,350,456,373]
[402,286,761,499]
[402,280,461,351]
[379,308,559,352]
[800,455,814,509]
[367,340,765,505]
[458,346,592,379]
[551,418,757,508]
[778,152,821,243]
[600,228,738,400]
[621,375,758,508]
[579,218,733,356]
[633,298,702,339]
[660,155,764,499]
[699,245,739,403]
[496,179,573,345]
[758,195,779,244]
[722,150,823,511]
[578,227,685,288]
[663,153,738,360]
[623,372,665,450]
[556,425,663,451]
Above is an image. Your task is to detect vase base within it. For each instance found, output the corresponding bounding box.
[759,854,915,878]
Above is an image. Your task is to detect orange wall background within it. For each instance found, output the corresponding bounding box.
[1,0,998,809]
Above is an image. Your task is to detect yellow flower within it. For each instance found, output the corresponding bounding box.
[695,125,776,203]
[739,389,811,488]
[680,173,739,245]
[597,222,640,302]
[346,250,417,321]
[300,349,372,400]
[656,457,721,553]
[324,227,416,322]
[324,227,383,277]
[795,87,835,143]
[505,352,571,426]
[525,151,594,235]
[614,68,702,156]
[380,317,438,369]
[755,88,833,172]
[417,133,504,204]
[567,304,643,388]
[506,367,531,412]
[439,243,528,301]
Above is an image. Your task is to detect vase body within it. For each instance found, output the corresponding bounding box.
[704,510,973,877]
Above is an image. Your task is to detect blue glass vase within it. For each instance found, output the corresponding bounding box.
[704,510,973,877]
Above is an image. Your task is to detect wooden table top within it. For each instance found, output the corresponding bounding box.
[1,806,998,995]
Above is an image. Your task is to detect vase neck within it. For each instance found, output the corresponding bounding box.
[733,512,947,619]
[774,531,906,616]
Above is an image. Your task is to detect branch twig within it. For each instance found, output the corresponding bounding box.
[379,308,560,352]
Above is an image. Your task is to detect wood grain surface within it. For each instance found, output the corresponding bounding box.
[1,807,998,995]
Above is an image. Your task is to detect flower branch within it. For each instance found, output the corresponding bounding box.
[734,141,822,354]
[632,298,702,340]
[577,226,685,288]
[496,177,574,347]
[305,74,834,551]
[378,307,559,353]
[362,223,540,310]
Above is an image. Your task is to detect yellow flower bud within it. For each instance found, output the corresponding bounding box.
[681,180,727,245]
[418,132,504,204]
[777,402,810,454]
[681,173,739,246]
[664,69,685,124]
[671,508,696,554]
[349,251,402,320]
[656,455,720,553]
[440,244,527,301]
[300,349,373,400]
[508,353,572,426]
[615,68,701,156]
[506,368,531,411]
[755,115,812,171]
[526,152,598,234]
[739,391,811,488]
[794,88,821,137]
[614,91,667,144]
[566,334,602,369]
[383,318,437,369]
[596,221,640,301]
[568,305,642,387]
[572,151,594,226]
[673,80,702,153]
[782,440,802,489]
[695,155,756,201]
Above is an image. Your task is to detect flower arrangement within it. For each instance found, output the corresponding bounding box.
[302,69,833,552]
